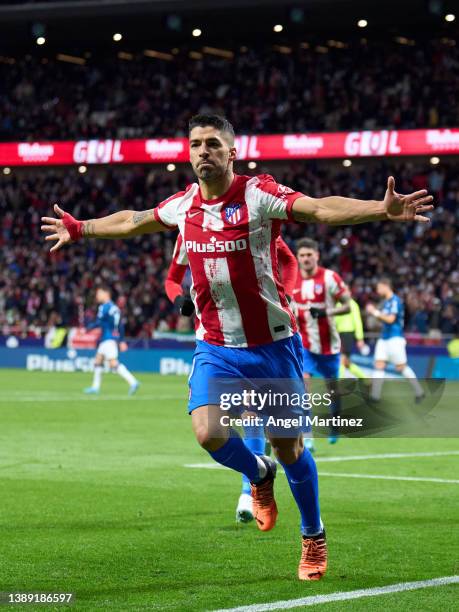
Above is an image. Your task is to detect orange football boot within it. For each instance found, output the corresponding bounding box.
[298,531,327,580]
[250,456,278,531]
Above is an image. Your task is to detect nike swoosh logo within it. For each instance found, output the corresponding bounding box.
[188,211,200,218]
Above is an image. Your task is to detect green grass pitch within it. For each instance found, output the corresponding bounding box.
[0,370,458,611]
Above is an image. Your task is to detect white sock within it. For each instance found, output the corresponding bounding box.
[255,455,268,480]
[92,366,103,391]
[401,365,423,396]
[116,363,137,386]
[304,519,325,538]
[371,369,385,400]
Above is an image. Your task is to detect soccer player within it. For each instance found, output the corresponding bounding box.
[293,238,351,445]
[42,114,433,580]
[335,295,369,380]
[366,278,425,403]
[84,286,140,396]
[165,233,297,523]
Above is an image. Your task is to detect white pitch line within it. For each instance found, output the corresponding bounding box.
[319,472,459,484]
[184,450,459,471]
[211,575,459,612]
[184,464,458,485]
[0,394,184,402]
[316,451,459,462]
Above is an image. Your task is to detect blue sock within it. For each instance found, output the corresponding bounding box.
[208,435,260,483]
[329,397,341,437]
[241,423,265,494]
[281,448,322,536]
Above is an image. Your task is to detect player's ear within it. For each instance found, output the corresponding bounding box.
[229,146,237,163]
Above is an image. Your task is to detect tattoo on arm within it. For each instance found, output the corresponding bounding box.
[133,210,152,225]
[82,220,95,236]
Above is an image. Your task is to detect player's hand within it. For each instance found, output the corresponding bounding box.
[383,176,434,223]
[356,339,370,355]
[309,306,327,319]
[41,204,75,252]
[366,303,376,315]
[119,341,128,352]
[174,293,195,317]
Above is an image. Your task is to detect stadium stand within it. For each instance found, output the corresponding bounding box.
[0,38,458,141]
[1,160,457,338]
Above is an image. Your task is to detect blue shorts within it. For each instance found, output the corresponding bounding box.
[303,349,340,379]
[188,334,304,413]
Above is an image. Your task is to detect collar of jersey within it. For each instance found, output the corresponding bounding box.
[198,174,240,204]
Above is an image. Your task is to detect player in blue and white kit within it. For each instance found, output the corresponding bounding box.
[366,277,424,402]
[84,286,140,395]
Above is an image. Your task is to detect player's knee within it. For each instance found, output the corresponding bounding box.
[395,363,405,372]
[193,421,214,448]
[374,361,385,370]
[270,436,303,464]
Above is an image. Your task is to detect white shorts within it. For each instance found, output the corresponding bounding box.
[374,337,407,365]
[96,339,119,361]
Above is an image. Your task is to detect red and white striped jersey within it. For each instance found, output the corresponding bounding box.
[293,266,347,355]
[154,173,304,347]
[165,234,298,305]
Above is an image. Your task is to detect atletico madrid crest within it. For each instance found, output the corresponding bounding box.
[225,204,242,225]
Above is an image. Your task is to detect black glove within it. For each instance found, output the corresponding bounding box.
[309,306,327,319]
[174,293,195,317]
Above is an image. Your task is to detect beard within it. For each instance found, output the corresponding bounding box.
[194,160,226,182]
[199,166,217,180]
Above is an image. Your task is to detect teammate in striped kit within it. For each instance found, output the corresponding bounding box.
[293,238,351,444]
[42,114,434,580]
[165,233,298,523]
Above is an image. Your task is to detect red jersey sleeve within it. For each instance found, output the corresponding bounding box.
[329,271,348,301]
[165,235,189,303]
[276,236,298,296]
[153,191,187,229]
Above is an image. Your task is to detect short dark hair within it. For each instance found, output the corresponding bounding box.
[188,114,235,144]
[296,238,319,253]
[378,277,393,288]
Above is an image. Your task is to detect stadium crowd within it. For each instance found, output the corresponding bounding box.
[1,160,458,339]
[0,37,458,141]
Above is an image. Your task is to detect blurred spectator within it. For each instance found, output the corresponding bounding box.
[0,38,458,141]
[1,160,458,338]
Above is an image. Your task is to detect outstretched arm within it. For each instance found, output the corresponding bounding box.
[291,176,433,225]
[41,204,165,252]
